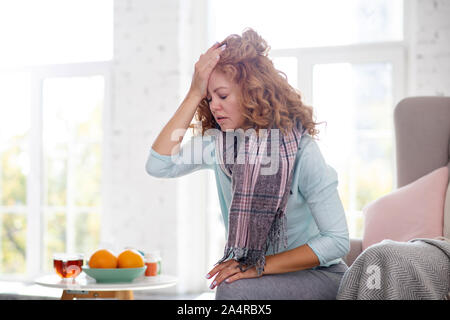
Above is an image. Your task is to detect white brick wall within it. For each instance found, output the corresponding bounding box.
[103,0,181,292]
[409,0,450,96]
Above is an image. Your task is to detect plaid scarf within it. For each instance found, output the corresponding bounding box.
[214,121,304,275]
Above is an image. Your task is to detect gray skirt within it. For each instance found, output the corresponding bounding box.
[215,262,348,300]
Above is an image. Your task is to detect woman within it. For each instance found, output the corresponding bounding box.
[146,28,350,300]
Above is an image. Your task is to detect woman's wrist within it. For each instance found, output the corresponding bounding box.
[186,89,203,104]
[262,244,320,275]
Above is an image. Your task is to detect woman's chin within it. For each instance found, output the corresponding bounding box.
[218,122,240,131]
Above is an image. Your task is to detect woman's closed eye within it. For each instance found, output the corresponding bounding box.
[206,96,227,103]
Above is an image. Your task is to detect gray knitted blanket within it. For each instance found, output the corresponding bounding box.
[337,238,450,300]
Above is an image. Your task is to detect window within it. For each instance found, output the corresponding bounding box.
[0,1,112,279]
[42,76,104,273]
[312,60,398,237]
[208,0,405,249]
[0,66,110,279]
[0,73,31,275]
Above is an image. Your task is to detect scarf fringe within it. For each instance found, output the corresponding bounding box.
[215,247,266,276]
[267,209,288,254]
[215,210,288,276]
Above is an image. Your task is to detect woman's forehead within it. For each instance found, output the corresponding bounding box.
[208,71,234,92]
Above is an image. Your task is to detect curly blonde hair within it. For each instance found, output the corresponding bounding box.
[189,27,324,139]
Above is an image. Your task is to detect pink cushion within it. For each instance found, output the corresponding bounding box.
[362,166,448,250]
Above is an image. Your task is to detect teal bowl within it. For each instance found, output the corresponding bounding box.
[82,266,146,283]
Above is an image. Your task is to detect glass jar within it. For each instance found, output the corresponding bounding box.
[144,251,161,276]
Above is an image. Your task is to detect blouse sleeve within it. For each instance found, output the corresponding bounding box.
[297,137,350,266]
[145,134,215,178]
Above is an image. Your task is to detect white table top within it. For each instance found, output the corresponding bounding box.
[35,273,177,291]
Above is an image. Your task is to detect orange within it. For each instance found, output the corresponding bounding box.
[117,249,145,268]
[88,249,118,268]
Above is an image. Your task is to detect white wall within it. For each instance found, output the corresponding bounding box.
[407,0,450,96]
[104,0,180,293]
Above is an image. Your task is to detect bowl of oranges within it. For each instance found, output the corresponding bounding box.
[83,248,146,283]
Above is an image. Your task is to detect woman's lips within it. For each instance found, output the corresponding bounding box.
[217,117,228,123]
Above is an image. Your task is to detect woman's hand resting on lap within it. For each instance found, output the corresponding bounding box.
[206,259,261,290]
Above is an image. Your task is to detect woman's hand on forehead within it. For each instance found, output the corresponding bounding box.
[189,42,226,99]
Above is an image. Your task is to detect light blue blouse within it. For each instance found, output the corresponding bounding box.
[146,133,350,267]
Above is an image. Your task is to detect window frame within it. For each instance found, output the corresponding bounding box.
[0,61,111,280]
[270,41,406,110]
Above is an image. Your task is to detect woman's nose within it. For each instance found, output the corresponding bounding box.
[209,99,222,112]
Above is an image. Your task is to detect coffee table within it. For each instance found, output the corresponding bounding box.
[35,273,177,300]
